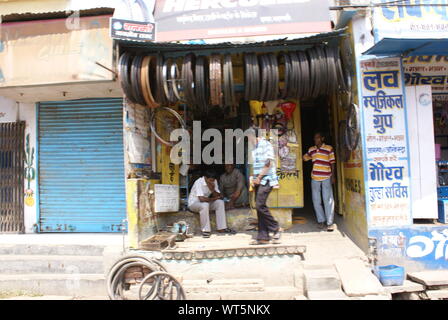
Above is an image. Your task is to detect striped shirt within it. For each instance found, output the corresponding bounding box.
[251,138,279,187]
[305,144,336,181]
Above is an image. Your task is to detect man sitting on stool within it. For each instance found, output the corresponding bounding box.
[188,170,236,238]
[219,164,249,210]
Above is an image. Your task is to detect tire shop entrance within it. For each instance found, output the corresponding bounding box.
[117,29,354,238]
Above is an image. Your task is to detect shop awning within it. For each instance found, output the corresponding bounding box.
[117,28,347,55]
[363,38,448,57]
[0,0,114,22]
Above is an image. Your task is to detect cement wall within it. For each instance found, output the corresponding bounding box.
[333,14,375,253]
[161,255,302,287]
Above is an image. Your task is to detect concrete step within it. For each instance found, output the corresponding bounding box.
[334,258,386,297]
[383,280,425,295]
[220,286,302,300]
[0,244,105,256]
[183,278,265,293]
[425,289,448,300]
[303,268,342,292]
[0,274,106,296]
[0,255,104,274]
[350,293,392,300]
[307,290,350,300]
[408,271,448,287]
[301,262,336,270]
[186,286,302,300]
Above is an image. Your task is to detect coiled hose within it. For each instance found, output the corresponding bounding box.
[106,254,186,300]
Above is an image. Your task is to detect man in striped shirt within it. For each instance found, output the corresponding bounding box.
[303,132,336,231]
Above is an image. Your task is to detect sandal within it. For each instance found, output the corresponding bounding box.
[202,231,211,238]
[217,228,236,234]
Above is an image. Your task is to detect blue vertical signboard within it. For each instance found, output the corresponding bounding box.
[360,57,413,227]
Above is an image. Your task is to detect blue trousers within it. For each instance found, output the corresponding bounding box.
[311,178,335,226]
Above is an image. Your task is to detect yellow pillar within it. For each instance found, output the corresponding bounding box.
[126,179,160,249]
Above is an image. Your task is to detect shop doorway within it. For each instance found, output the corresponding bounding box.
[295,97,339,229]
[0,122,25,233]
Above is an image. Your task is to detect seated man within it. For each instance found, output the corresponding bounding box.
[188,170,235,238]
[219,164,249,209]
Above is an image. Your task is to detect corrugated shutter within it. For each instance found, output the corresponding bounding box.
[38,98,126,232]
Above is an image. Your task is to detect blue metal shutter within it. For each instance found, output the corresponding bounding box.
[38,98,126,232]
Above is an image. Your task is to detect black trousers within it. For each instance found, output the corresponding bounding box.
[255,183,279,241]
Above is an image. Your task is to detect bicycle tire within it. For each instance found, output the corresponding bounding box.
[289,51,300,99]
[118,52,138,104]
[298,51,310,99]
[182,53,196,108]
[140,55,159,108]
[259,54,270,101]
[268,53,279,101]
[150,107,187,147]
[345,103,360,151]
[138,271,186,300]
[279,52,291,99]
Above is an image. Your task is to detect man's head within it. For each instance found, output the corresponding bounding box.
[314,132,325,147]
[204,170,217,184]
[224,164,235,174]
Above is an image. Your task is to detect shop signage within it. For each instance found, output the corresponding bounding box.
[110,0,156,41]
[0,15,113,87]
[360,57,412,227]
[153,0,331,41]
[369,226,448,269]
[403,55,448,104]
[154,184,180,213]
[373,0,448,40]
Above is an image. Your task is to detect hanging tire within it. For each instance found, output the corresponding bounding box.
[345,103,360,151]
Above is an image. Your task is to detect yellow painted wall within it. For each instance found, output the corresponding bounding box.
[247,100,304,209]
[155,105,180,186]
[268,101,304,208]
[332,22,368,251]
[161,143,179,185]
[126,179,160,249]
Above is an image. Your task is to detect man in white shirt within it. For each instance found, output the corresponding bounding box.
[188,170,235,238]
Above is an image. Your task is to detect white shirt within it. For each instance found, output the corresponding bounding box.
[188,177,220,207]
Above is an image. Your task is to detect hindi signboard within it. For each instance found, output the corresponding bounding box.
[403,55,448,104]
[154,184,179,213]
[373,0,448,40]
[110,0,156,41]
[153,0,331,42]
[360,57,413,227]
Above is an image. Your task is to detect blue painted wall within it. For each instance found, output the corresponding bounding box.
[369,225,448,271]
